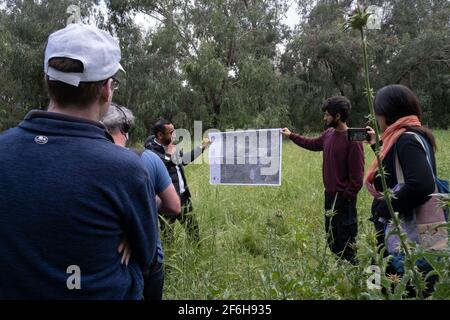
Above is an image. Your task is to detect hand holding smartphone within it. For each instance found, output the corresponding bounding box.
[347,128,370,142]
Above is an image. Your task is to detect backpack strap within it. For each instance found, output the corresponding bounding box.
[403,132,437,180]
[395,147,405,184]
[394,131,435,186]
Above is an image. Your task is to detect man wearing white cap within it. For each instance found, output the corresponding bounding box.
[0,24,158,299]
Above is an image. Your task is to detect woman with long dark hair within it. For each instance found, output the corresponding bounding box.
[365,84,447,295]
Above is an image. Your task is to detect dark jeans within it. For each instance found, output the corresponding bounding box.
[324,191,358,264]
[159,193,200,243]
[143,261,164,300]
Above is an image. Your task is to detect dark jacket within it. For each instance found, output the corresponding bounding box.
[0,111,158,299]
[144,136,204,200]
[371,129,436,220]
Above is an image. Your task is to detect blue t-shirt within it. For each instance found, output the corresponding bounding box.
[0,111,158,300]
[141,150,172,264]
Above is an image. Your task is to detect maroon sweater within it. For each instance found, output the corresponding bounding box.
[289,128,365,199]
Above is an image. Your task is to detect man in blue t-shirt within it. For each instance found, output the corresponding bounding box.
[102,103,180,300]
[0,25,158,299]
[141,150,180,299]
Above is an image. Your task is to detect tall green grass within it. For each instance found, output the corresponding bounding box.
[162,130,450,299]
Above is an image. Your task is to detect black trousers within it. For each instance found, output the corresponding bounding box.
[324,192,358,263]
[159,193,200,243]
[142,261,164,300]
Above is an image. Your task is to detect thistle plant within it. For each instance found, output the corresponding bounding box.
[344,3,425,299]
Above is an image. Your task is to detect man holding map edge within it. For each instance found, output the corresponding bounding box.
[281,96,364,264]
[145,119,212,243]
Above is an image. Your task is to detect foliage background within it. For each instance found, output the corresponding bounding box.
[1,0,449,142]
[1,0,450,299]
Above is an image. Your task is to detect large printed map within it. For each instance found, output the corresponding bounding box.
[208,129,282,186]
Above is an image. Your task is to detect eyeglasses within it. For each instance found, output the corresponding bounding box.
[111,77,120,91]
[104,77,120,91]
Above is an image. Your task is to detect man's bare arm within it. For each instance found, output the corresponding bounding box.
[157,184,181,216]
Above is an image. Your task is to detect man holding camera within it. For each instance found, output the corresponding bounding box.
[145,119,212,243]
[281,96,365,263]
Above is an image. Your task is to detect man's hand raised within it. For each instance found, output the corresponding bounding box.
[281,128,292,138]
[201,138,213,150]
[165,144,177,156]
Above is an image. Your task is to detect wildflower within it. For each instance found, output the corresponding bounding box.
[387,273,401,284]
[343,4,371,32]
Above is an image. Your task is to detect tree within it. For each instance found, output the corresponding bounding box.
[280,0,450,132]
[0,0,98,130]
[0,0,448,135]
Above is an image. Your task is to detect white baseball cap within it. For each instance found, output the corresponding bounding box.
[44,23,125,87]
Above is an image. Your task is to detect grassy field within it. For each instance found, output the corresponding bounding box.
[162,130,450,300]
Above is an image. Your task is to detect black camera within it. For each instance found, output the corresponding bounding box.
[347,128,370,142]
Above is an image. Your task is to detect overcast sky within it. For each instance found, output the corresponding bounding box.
[0,1,300,31]
[133,2,300,33]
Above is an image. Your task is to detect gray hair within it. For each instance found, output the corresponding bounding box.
[101,103,135,134]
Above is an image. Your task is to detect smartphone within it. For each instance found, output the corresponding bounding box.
[347,128,370,141]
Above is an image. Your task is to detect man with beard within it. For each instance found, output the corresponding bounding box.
[145,119,212,243]
[281,96,364,264]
